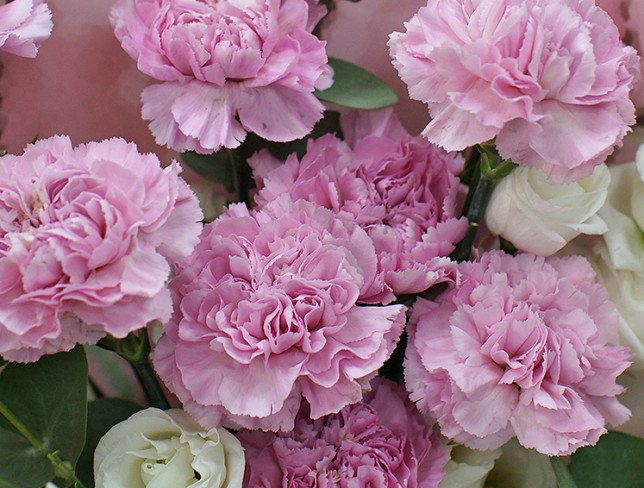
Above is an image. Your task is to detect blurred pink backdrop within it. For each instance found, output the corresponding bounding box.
[0,0,176,162]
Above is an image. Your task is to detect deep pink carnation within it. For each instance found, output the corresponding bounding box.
[405,250,632,456]
[0,0,52,57]
[110,0,332,154]
[238,378,448,488]
[0,136,203,362]
[153,197,406,431]
[389,0,640,182]
[250,109,468,304]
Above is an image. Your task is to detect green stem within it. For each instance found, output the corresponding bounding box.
[451,143,517,262]
[0,400,88,488]
[450,172,497,262]
[550,457,578,488]
[461,158,481,216]
[131,359,170,410]
[228,149,250,205]
[0,400,43,451]
[98,329,170,409]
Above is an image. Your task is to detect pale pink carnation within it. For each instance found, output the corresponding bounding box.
[0,136,203,362]
[153,196,406,432]
[405,250,632,456]
[238,378,448,488]
[250,109,468,304]
[389,0,640,182]
[0,0,52,57]
[110,0,332,154]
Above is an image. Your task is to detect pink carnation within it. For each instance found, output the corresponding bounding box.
[0,0,52,57]
[153,197,406,431]
[0,136,203,362]
[389,0,640,182]
[250,109,468,304]
[238,378,448,488]
[405,251,632,456]
[110,0,332,154]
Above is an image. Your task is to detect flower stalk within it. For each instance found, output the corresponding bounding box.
[98,328,170,410]
[451,143,516,262]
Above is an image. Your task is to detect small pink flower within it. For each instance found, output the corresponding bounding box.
[110,0,332,154]
[153,197,406,431]
[405,251,632,456]
[238,378,448,488]
[0,136,203,362]
[389,0,640,182]
[0,0,52,57]
[250,109,468,304]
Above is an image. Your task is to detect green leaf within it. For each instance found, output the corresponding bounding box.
[0,428,53,488]
[76,399,142,487]
[0,347,88,475]
[181,149,237,193]
[569,431,644,488]
[315,58,398,109]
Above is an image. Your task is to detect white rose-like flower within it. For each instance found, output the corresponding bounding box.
[590,242,644,369]
[439,445,501,488]
[439,440,557,488]
[94,408,244,488]
[486,439,557,488]
[486,164,610,255]
[593,149,644,368]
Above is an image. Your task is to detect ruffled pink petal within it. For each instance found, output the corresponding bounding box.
[237,85,325,142]
[141,82,246,154]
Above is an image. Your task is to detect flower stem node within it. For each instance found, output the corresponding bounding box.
[98,328,152,363]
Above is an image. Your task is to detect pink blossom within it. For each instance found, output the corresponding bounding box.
[110,0,332,154]
[389,0,640,183]
[0,0,52,57]
[0,136,203,362]
[250,109,468,304]
[238,378,448,488]
[153,197,406,431]
[405,251,632,456]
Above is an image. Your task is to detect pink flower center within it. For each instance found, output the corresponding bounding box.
[156,0,267,81]
[274,404,407,485]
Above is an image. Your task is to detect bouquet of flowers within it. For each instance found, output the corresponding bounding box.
[0,0,642,487]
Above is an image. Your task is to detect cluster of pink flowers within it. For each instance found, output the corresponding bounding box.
[110,0,332,154]
[0,0,52,57]
[0,0,640,483]
[239,379,448,487]
[0,136,202,362]
[251,109,468,304]
[389,0,640,182]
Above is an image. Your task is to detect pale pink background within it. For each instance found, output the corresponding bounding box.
[0,0,176,162]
